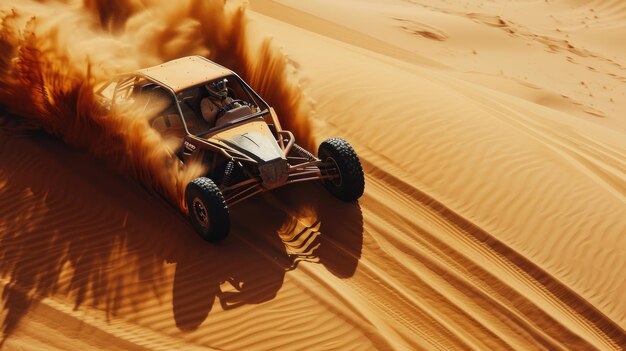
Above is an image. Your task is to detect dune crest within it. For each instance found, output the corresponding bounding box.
[1,0,625,350]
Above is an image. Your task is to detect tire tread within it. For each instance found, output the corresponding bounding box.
[186,177,230,242]
[318,138,365,201]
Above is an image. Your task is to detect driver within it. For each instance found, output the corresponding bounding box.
[200,78,239,126]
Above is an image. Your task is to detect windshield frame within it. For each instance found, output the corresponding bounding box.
[110,70,272,138]
[173,73,271,137]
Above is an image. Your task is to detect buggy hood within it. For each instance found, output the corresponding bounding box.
[207,120,288,189]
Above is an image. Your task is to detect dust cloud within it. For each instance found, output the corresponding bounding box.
[0,0,312,209]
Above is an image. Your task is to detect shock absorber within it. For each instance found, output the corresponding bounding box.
[292,143,316,160]
[222,160,235,186]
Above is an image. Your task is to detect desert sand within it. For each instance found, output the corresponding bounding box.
[0,0,625,350]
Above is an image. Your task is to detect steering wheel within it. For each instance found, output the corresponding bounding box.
[226,87,236,98]
[216,100,253,118]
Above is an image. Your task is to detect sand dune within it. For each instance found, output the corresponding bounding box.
[1,0,625,350]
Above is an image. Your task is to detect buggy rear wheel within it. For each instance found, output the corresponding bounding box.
[318,138,365,202]
[185,177,230,242]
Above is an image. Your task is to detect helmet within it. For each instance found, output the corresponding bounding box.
[206,78,228,99]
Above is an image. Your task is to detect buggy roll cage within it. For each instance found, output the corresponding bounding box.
[96,57,338,207]
[99,58,277,138]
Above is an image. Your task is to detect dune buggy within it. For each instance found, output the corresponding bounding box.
[96,56,364,241]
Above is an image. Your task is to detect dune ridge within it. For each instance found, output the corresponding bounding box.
[1,0,626,350]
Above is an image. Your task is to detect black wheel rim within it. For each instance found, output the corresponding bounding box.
[192,197,211,229]
[324,156,342,187]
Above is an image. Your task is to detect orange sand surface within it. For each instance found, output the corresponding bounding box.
[1,0,625,350]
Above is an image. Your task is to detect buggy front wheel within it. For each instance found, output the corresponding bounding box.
[185,177,230,242]
[318,138,365,202]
